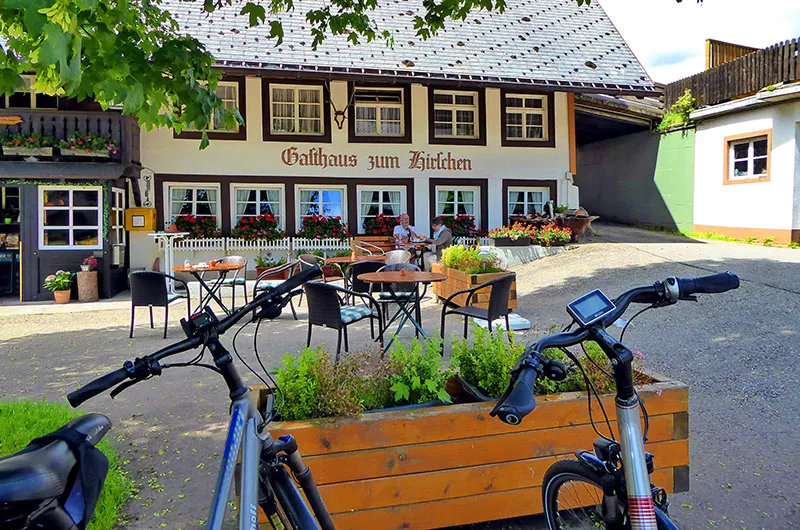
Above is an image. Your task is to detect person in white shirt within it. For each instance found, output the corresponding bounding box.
[392,213,419,248]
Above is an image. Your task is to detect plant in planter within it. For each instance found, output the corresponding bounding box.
[230,213,285,241]
[530,223,571,247]
[2,132,55,157]
[440,245,503,275]
[450,327,524,400]
[442,214,477,237]
[43,270,74,304]
[387,337,451,406]
[434,245,515,309]
[254,255,289,278]
[488,222,532,247]
[174,214,220,238]
[362,213,398,236]
[80,256,98,272]
[58,131,118,158]
[296,214,348,241]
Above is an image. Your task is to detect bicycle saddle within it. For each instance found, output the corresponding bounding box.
[0,413,111,503]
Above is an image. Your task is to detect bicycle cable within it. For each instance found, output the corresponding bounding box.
[252,317,285,423]
[620,306,654,443]
[232,320,271,388]
[161,344,221,373]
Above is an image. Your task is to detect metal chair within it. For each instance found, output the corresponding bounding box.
[129,271,191,339]
[385,249,411,265]
[373,263,423,337]
[252,261,299,320]
[440,273,516,344]
[351,240,386,257]
[303,281,383,360]
[209,255,248,310]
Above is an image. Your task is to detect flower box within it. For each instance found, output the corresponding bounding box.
[3,146,53,157]
[490,236,531,247]
[251,377,689,529]
[60,148,111,158]
[431,263,517,310]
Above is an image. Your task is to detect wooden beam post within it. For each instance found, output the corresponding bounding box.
[567,92,577,175]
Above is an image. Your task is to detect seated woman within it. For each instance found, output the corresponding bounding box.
[422,217,453,271]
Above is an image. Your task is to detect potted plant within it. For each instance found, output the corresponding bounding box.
[487,222,531,247]
[250,335,689,530]
[58,132,118,158]
[76,256,100,302]
[2,132,55,157]
[530,223,572,247]
[254,255,289,279]
[43,270,74,304]
[231,213,286,241]
[362,213,398,236]
[296,214,348,241]
[431,245,517,310]
[174,215,220,238]
[80,256,98,273]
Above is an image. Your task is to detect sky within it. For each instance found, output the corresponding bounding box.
[598,0,800,84]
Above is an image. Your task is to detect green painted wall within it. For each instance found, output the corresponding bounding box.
[576,127,695,232]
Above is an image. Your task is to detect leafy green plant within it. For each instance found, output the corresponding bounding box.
[58,131,118,155]
[0,400,133,530]
[746,237,758,244]
[554,205,569,214]
[276,347,323,421]
[657,89,696,132]
[488,222,530,241]
[388,337,452,405]
[43,270,73,292]
[531,223,572,246]
[788,241,800,249]
[255,255,287,268]
[762,237,775,246]
[3,131,55,150]
[440,245,504,274]
[450,326,524,398]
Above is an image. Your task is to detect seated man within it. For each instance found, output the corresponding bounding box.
[392,213,419,249]
[422,217,453,271]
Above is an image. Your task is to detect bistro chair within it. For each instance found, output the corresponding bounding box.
[303,281,383,360]
[209,255,248,310]
[129,271,191,339]
[385,249,412,265]
[298,254,344,285]
[351,240,386,257]
[372,263,423,336]
[440,273,516,345]
[346,260,385,305]
[252,260,300,320]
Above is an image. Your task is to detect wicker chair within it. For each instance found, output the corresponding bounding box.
[208,255,248,310]
[440,273,516,344]
[129,271,191,339]
[303,281,383,360]
[252,261,299,320]
[372,263,423,337]
[347,260,385,298]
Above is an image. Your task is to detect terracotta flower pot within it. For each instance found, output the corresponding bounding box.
[53,289,71,304]
[167,223,179,233]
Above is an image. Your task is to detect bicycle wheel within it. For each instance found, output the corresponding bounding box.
[542,459,621,529]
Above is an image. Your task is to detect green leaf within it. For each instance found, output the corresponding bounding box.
[38,24,71,68]
[199,131,210,150]
[268,20,284,45]
[240,3,267,27]
[437,388,452,403]
[390,382,410,402]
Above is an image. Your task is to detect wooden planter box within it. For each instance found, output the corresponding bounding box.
[431,263,517,310]
[255,378,689,529]
[491,236,531,247]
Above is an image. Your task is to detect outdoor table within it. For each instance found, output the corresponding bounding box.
[172,262,245,315]
[325,255,387,265]
[358,271,446,349]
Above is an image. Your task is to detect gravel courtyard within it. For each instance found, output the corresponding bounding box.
[1,224,798,530]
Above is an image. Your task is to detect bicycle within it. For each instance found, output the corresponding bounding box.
[489,271,740,530]
[0,264,334,530]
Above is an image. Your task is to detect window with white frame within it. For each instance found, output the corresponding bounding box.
[358,187,406,232]
[270,84,324,135]
[436,186,479,224]
[185,82,241,132]
[508,187,549,217]
[505,94,548,141]
[231,185,283,226]
[40,187,103,250]
[432,90,479,138]
[354,87,404,136]
[297,186,346,227]
[166,184,220,226]
[0,75,58,109]
[728,134,770,181]
[110,188,126,266]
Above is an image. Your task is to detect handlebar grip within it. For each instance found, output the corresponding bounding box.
[676,272,739,299]
[490,364,539,425]
[68,366,131,408]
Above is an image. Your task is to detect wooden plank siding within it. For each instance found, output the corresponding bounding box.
[665,37,800,109]
[705,39,759,70]
[259,380,690,529]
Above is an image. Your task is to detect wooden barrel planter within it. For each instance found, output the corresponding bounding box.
[253,377,689,529]
[430,263,517,310]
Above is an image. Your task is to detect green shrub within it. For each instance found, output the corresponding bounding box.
[450,326,524,398]
[440,245,504,274]
[0,400,133,530]
[388,336,452,405]
[789,241,800,249]
[762,237,775,246]
[657,89,696,132]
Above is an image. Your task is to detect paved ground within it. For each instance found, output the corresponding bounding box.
[1,224,799,530]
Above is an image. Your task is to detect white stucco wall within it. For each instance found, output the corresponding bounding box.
[132,76,574,270]
[693,100,800,233]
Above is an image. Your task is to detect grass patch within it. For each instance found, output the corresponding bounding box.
[0,400,133,530]
[638,225,796,247]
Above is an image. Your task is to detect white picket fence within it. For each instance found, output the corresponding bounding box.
[455,236,493,246]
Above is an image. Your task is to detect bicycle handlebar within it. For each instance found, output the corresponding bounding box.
[68,265,323,407]
[490,272,740,425]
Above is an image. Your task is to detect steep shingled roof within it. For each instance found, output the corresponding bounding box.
[163,0,655,94]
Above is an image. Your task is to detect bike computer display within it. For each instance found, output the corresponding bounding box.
[566,289,616,328]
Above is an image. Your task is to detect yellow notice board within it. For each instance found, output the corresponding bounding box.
[124,208,157,231]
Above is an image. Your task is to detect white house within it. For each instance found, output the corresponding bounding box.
[128,0,656,270]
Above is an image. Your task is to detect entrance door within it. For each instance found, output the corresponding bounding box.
[111,187,126,267]
[0,186,21,298]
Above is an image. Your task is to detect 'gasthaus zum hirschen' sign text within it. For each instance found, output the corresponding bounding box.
[281,146,473,172]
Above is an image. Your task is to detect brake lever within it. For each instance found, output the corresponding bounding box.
[110,358,163,399]
[110,379,140,399]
